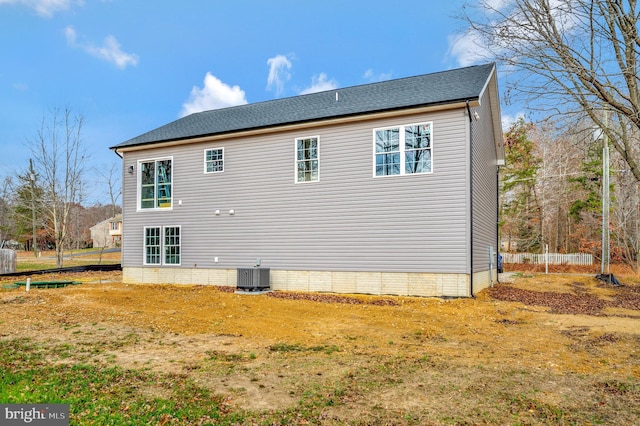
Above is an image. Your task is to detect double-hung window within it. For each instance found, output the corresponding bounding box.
[139,158,172,209]
[204,148,224,173]
[295,136,319,183]
[374,122,432,176]
[144,226,180,265]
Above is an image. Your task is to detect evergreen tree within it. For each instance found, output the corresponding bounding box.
[501,118,543,252]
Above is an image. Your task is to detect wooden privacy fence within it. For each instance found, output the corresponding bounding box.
[502,252,593,266]
[0,249,17,274]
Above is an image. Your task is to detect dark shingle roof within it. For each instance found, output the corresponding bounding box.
[112,63,495,149]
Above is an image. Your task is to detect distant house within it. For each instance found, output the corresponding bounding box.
[90,214,122,248]
[111,63,504,297]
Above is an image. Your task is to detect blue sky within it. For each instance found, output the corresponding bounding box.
[0,0,499,203]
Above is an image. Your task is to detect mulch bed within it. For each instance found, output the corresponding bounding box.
[213,285,399,305]
[267,291,399,306]
[489,283,640,316]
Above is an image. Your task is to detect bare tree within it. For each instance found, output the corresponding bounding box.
[98,162,122,218]
[28,107,87,267]
[0,177,14,247]
[459,0,640,181]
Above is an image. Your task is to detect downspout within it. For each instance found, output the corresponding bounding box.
[496,165,500,284]
[466,100,474,298]
[112,148,123,159]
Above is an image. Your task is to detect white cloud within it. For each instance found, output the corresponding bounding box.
[299,73,338,95]
[501,111,526,130]
[447,31,493,68]
[449,0,580,68]
[63,25,76,42]
[485,0,509,10]
[180,72,248,117]
[65,26,139,69]
[0,0,78,18]
[266,54,292,96]
[363,69,392,83]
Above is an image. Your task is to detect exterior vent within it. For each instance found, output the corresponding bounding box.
[237,268,270,291]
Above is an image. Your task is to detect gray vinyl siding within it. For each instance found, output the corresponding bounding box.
[470,89,499,273]
[121,109,470,274]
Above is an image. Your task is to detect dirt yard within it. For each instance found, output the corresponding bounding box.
[1,271,639,424]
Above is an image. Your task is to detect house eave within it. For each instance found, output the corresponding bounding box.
[112,100,478,153]
[478,65,505,164]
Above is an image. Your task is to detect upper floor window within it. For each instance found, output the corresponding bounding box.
[296,136,319,183]
[204,148,224,173]
[374,122,432,176]
[139,158,172,209]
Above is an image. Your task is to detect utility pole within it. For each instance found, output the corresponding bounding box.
[28,159,37,258]
[601,115,610,276]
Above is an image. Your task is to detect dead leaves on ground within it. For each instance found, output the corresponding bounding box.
[489,281,640,316]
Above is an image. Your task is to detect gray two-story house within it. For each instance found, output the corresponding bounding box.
[111,63,504,297]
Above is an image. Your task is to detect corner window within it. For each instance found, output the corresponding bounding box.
[139,158,172,209]
[295,136,319,183]
[144,227,161,265]
[374,122,432,176]
[204,148,224,173]
[144,226,180,265]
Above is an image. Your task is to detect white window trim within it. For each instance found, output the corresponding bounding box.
[163,225,181,266]
[203,147,225,174]
[372,121,433,177]
[143,225,181,266]
[294,135,320,184]
[137,156,174,211]
[143,226,161,266]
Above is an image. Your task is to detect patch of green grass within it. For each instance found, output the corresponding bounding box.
[505,393,568,423]
[0,339,243,425]
[16,258,120,272]
[598,379,639,395]
[205,350,245,362]
[269,342,304,352]
[1,363,230,424]
[512,272,535,278]
[0,339,48,369]
[269,343,340,354]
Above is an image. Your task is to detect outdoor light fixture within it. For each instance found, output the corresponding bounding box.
[128,165,134,174]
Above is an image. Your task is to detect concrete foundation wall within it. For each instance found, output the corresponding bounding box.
[471,268,498,295]
[123,267,473,297]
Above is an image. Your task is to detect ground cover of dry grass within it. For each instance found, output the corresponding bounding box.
[1,266,639,424]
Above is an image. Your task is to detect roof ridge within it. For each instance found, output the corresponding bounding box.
[191,62,496,116]
[112,63,496,150]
